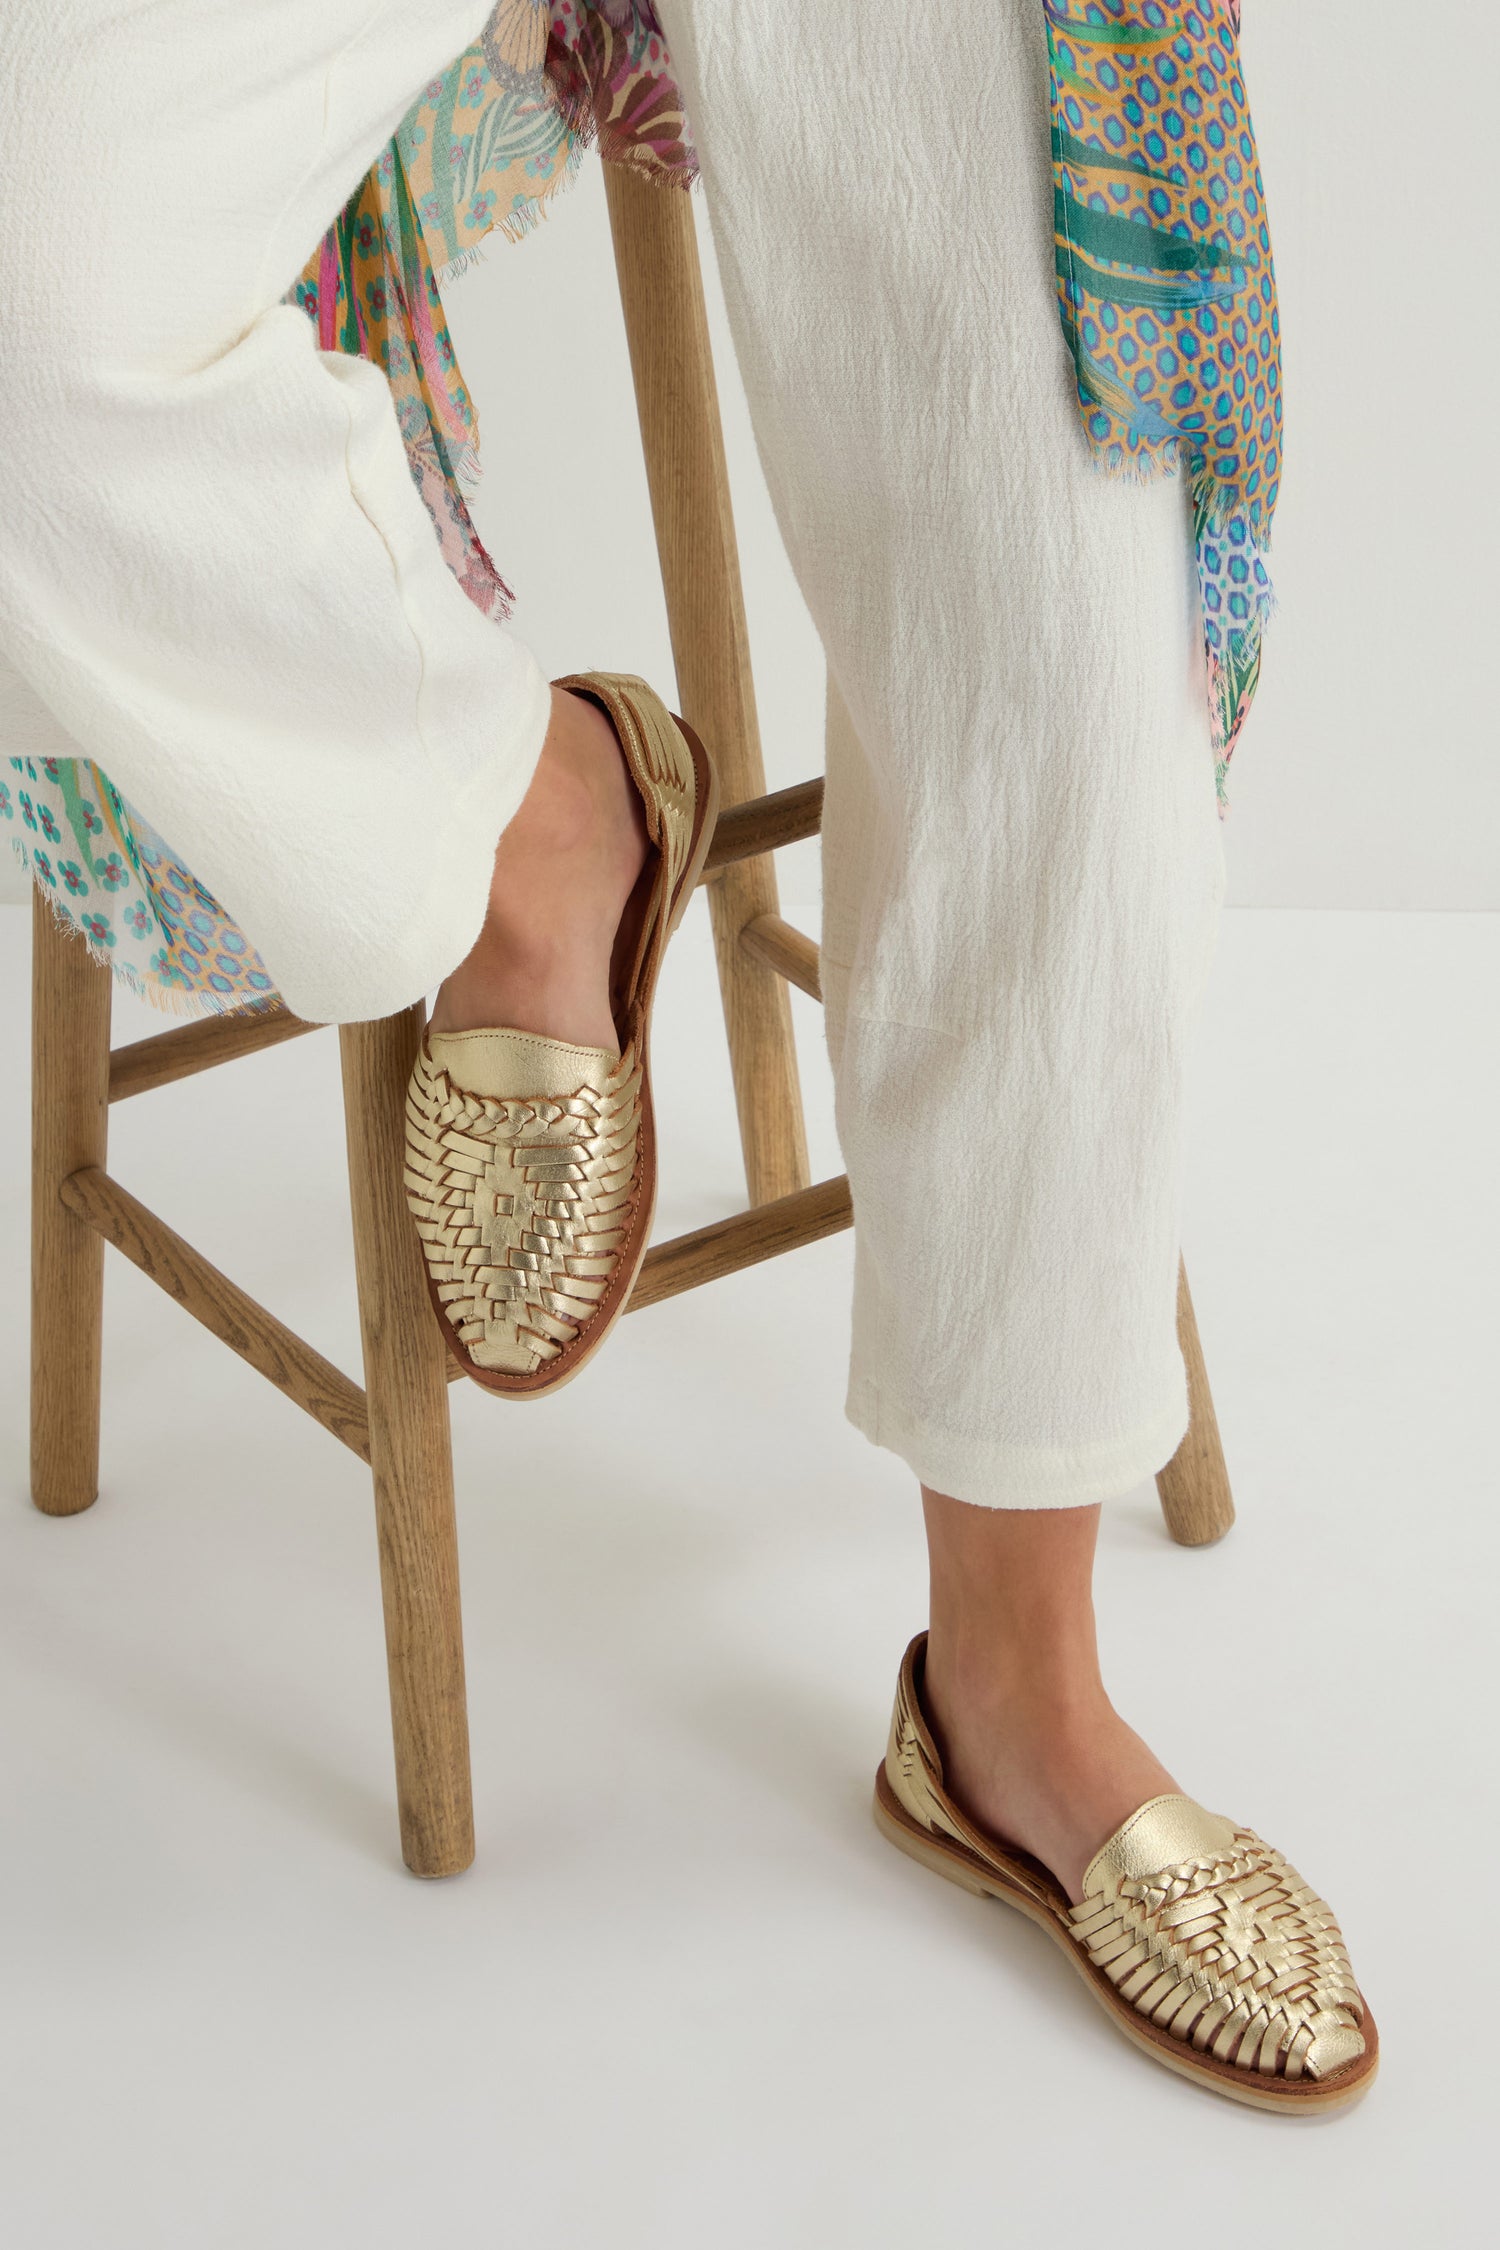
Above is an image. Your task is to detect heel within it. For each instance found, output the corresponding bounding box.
[872,1766,993,1900]
[666,711,720,938]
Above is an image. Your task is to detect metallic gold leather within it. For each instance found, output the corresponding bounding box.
[1082,1795,1240,1888]
[424,1026,625,1101]
[403,673,702,1383]
[883,1634,1367,2085]
[405,1029,642,1374]
[885,1635,975,1853]
[554,670,698,999]
[1069,1799,1366,2082]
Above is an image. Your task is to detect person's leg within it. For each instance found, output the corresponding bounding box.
[429,683,649,1048]
[921,1491,1176,1903]
[659,0,1221,1497]
[0,2,639,1031]
[657,0,1223,1873]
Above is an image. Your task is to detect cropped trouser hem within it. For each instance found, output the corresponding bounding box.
[660,0,1225,1500]
[845,1377,1190,1512]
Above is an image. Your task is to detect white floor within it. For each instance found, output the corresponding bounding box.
[1,895,1495,2249]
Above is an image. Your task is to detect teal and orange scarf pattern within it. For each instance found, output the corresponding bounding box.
[11,1,1279,1013]
[1047,2,1280,794]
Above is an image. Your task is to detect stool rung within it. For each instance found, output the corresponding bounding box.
[59,1166,371,1461]
[740,913,822,1002]
[110,1005,320,1103]
[630,1173,852,1312]
[700,776,823,874]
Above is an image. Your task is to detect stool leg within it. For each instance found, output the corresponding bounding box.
[31,892,112,1517]
[605,163,809,1206]
[1155,1259,1236,1547]
[340,1011,474,1878]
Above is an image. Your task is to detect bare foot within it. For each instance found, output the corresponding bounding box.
[430,684,650,1051]
[921,1488,1179,1904]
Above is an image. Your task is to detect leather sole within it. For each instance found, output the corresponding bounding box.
[873,1765,1379,2114]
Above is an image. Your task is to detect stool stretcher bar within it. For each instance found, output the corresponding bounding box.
[740,913,822,1003]
[59,1165,373,1461]
[109,1005,319,1104]
[627,1173,852,1310]
[700,777,824,875]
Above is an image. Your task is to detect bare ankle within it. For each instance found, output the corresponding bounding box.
[923,1634,1108,1769]
[491,689,630,864]
[918,1484,1177,1898]
[431,685,650,1045]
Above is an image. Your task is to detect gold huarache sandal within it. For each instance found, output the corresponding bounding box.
[403,672,718,1398]
[874,1634,1377,2113]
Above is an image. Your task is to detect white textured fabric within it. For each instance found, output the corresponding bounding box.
[0,0,1225,1506]
[658,0,1226,1504]
[0,3,551,1024]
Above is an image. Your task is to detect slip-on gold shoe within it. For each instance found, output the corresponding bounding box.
[403,671,718,1398]
[874,1633,1377,2113]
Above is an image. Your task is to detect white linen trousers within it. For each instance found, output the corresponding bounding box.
[0,1,1227,1508]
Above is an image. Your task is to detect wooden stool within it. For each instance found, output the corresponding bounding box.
[27,170,1234,1882]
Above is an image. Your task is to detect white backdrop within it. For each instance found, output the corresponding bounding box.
[1228,0,1497,905]
[4,1,1492,911]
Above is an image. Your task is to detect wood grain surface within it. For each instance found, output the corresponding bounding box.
[606,163,810,1206]
[740,913,822,1003]
[628,1175,854,1312]
[1155,1260,1237,1545]
[340,1012,474,1878]
[31,898,113,1515]
[110,1005,320,1103]
[59,1164,370,1460]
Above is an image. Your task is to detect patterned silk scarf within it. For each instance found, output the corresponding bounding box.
[288,0,696,632]
[10,0,1277,1013]
[1047,2,1280,797]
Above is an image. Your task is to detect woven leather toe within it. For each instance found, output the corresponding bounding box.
[1068,1797,1367,2082]
[404,1027,642,1378]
